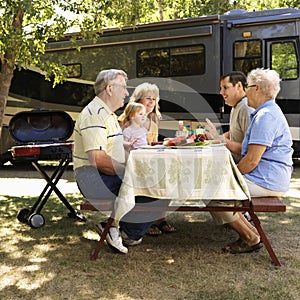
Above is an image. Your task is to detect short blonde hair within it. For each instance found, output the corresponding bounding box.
[118,102,145,128]
[247,68,281,99]
[129,82,161,123]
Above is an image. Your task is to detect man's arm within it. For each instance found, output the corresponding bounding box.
[87,149,125,176]
[237,144,267,174]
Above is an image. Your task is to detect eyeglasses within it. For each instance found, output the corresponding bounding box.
[245,83,257,89]
[110,83,127,90]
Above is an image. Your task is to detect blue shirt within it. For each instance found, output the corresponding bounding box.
[241,100,293,192]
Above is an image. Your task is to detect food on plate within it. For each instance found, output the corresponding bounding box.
[163,133,217,147]
[163,136,187,146]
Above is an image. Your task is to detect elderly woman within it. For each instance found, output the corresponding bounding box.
[211,68,293,254]
[119,82,176,235]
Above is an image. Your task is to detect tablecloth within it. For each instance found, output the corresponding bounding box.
[114,146,250,221]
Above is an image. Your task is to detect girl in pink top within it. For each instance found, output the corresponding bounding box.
[120,102,148,149]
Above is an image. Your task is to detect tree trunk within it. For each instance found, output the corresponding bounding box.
[0,9,23,139]
[0,64,14,138]
[158,1,164,21]
[0,64,14,137]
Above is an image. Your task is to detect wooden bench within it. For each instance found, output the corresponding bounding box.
[80,197,286,266]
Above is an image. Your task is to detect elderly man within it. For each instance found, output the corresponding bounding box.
[73,69,153,254]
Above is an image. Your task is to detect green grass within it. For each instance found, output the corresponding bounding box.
[0,165,299,300]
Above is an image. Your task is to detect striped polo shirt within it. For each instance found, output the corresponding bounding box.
[73,96,125,169]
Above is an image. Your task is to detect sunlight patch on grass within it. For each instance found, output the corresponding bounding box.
[22,264,40,272]
[83,229,99,241]
[33,244,54,253]
[0,178,80,197]
[0,266,55,291]
[0,227,15,236]
[279,219,292,224]
[29,257,47,263]
[166,258,175,264]
[0,265,11,274]
[16,272,56,291]
[285,190,300,199]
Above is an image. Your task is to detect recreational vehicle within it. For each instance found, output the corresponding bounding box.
[2,8,300,164]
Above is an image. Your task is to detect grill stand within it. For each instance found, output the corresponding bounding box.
[17,155,86,228]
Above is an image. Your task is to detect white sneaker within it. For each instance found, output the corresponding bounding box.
[96,222,128,254]
[121,230,143,246]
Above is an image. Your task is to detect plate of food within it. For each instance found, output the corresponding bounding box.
[163,133,215,148]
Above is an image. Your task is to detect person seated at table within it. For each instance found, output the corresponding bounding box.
[220,71,254,163]
[73,69,158,254]
[207,71,254,163]
[119,82,177,236]
[206,71,254,222]
[210,68,293,254]
[119,102,148,151]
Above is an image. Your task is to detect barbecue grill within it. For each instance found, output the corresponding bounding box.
[9,109,86,228]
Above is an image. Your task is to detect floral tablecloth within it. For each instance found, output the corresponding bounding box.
[114,146,250,221]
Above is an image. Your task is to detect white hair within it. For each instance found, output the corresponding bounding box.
[247,68,281,99]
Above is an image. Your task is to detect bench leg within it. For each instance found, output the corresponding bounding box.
[91,217,114,260]
[248,211,282,267]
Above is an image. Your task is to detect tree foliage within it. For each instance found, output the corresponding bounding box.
[0,0,117,135]
[0,0,299,138]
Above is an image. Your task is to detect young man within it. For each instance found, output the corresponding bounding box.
[219,71,254,162]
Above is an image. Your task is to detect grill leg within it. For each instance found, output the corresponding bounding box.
[31,158,86,222]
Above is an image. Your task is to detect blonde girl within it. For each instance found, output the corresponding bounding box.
[119,82,161,144]
[121,102,148,149]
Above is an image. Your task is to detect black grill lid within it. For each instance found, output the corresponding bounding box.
[9,109,74,143]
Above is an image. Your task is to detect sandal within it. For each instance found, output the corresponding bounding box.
[157,220,176,234]
[222,239,263,254]
[146,224,162,236]
[222,238,243,252]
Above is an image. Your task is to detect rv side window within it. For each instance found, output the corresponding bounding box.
[137,45,205,77]
[10,69,93,107]
[137,49,169,77]
[271,41,299,80]
[233,40,262,75]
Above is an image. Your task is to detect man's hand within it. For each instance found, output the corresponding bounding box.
[205,118,226,143]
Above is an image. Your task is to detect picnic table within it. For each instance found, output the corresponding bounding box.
[81,145,286,266]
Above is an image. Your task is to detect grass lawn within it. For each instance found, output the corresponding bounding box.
[0,162,299,300]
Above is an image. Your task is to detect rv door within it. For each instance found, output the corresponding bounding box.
[266,39,300,148]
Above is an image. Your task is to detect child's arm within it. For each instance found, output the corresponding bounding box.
[123,135,137,161]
